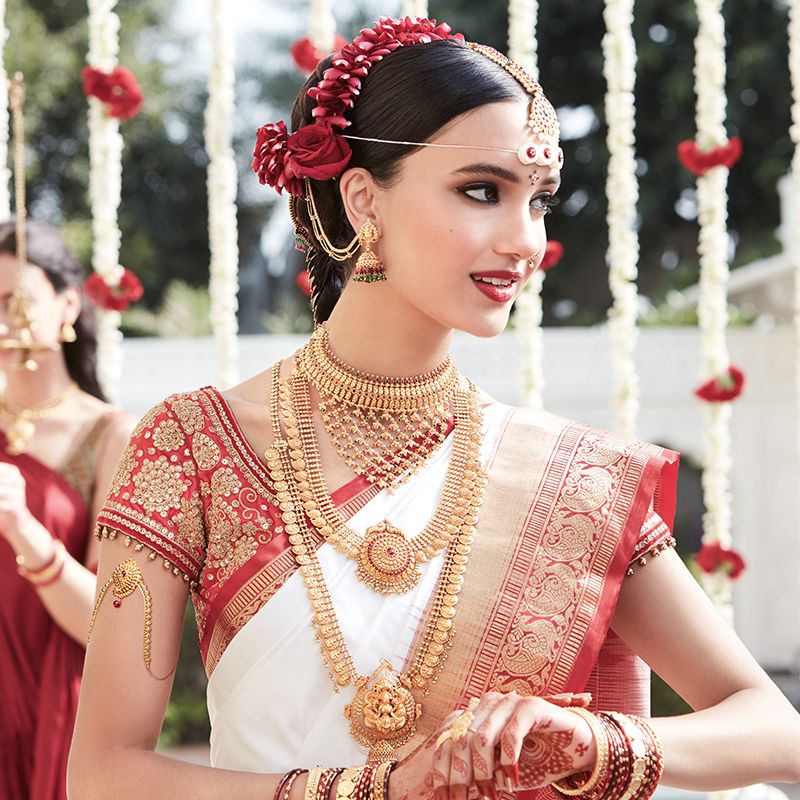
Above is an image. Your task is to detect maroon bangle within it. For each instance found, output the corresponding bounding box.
[275,769,306,800]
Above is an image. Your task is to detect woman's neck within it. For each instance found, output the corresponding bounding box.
[2,352,74,408]
[324,288,453,377]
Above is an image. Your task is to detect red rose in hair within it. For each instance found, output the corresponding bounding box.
[677,137,742,176]
[695,542,746,580]
[82,66,143,120]
[285,122,352,183]
[291,35,348,74]
[694,366,745,403]
[295,270,312,297]
[84,269,144,311]
[540,240,564,271]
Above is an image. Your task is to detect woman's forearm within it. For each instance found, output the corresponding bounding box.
[651,687,800,789]
[9,514,96,646]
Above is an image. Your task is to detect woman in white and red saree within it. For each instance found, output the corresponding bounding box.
[69,16,800,800]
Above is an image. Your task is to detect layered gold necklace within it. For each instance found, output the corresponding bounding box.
[266,359,488,759]
[293,326,482,595]
[0,382,78,455]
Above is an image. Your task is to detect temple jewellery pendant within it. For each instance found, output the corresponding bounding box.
[356,520,423,594]
[345,660,422,761]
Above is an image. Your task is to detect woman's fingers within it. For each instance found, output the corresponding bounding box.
[469,693,517,795]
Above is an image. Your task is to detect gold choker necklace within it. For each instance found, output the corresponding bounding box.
[0,382,78,455]
[267,362,488,759]
[296,325,458,492]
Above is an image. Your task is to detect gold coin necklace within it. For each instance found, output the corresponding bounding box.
[293,332,484,595]
[265,361,488,760]
[0,381,78,455]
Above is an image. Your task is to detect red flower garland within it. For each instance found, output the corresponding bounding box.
[694,365,745,403]
[82,66,144,120]
[252,17,463,197]
[84,269,144,312]
[291,35,348,74]
[540,240,564,272]
[677,137,742,176]
[695,541,746,580]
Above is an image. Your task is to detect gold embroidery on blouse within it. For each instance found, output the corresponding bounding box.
[211,466,242,498]
[131,455,187,515]
[192,432,221,470]
[171,396,205,434]
[152,418,185,452]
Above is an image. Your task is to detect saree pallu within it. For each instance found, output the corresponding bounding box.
[0,430,98,800]
[97,388,678,776]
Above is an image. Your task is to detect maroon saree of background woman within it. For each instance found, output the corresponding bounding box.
[0,432,89,800]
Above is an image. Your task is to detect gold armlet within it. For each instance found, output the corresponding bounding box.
[88,557,174,681]
[626,537,677,575]
[552,707,609,796]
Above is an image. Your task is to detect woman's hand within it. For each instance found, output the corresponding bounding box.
[0,462,35,543]
[390,692,597,800]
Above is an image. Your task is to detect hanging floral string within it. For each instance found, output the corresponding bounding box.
[788,0,800,615]
[681,0,744,622]
[402,1,429,18]
[0,0,10,221]
[206,0,239,388]
[507,0,548,408]
[85,0,144,401]
[602,0,640,437]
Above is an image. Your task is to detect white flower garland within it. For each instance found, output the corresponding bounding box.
[692,0,735,622]
[401,0,428,18]
[788,0,800,616]
[602,0,640,437]
[206,0,239,389]
[0,0,10,221]
[87,0,125,402]
[309,0,336,51]
[507,0,546,407]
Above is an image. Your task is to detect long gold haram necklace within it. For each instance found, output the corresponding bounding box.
[297,325,458,492]
[265,363,488,760]
[0,382,78,455]
[293,334,484,595]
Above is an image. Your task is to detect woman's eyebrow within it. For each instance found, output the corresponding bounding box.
[452,163,561,190]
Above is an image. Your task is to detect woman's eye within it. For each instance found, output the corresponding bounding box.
[460,184,499,203]
[532,193,561,214]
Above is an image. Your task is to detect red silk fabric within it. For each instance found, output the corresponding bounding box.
[0,433,89,800]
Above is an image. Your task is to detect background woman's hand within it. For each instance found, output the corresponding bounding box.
[0,462,34,542]
[389,693,597,800]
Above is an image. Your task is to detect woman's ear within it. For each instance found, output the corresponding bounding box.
[61,285,82,326]
[338,167,383,234]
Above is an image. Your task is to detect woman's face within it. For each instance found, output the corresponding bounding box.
[371,99,561,338]
[0,252,75,367]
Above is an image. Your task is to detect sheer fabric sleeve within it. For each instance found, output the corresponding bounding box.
[95,396,207,589]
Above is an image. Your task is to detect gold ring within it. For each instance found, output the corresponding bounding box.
[435,698,480,749]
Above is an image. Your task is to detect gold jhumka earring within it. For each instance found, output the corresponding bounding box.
[351,221,385,283]
[60,322,77,343]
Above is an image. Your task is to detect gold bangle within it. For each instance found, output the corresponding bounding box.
[335,767,363,800]
[17,539,66,584]
[552,707,609,796]
[305,767,325,800]
[373,762,394,800]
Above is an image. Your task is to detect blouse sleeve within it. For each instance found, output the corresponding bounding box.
[626,506,677,575]
[95,396,207,589]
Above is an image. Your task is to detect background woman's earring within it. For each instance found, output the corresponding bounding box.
[60,321,77,343]
[351,221,386,283]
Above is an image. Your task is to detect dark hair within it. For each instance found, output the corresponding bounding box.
[0,219,107,401]
[291,39,527,323]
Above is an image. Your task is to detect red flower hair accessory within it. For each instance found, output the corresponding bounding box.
[291,35,348,74]
[252,17,463,197]
[296,270,312,297]
[694,365,745,403]
[695,541,746,580]
[82,66,144,120]
[84,268,144,312]
[677,137,742,176]
[540,240,564,272]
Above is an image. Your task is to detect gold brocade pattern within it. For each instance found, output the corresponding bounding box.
[152,419,185,452]
[491,429,631,696]
[130,456,187,514]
